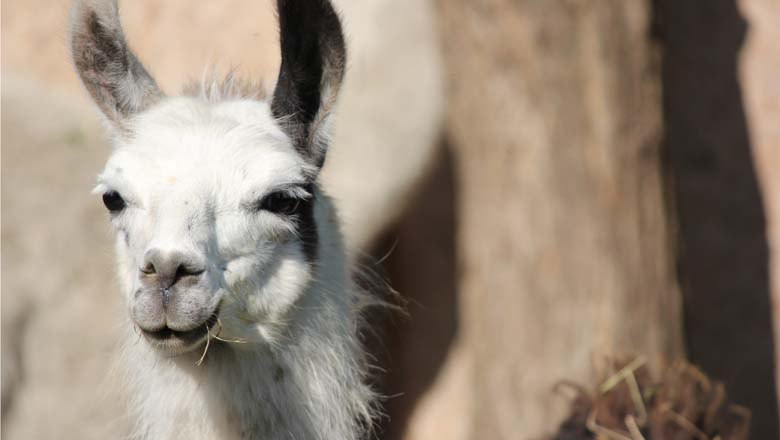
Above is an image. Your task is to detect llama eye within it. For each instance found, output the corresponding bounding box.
[259,192,301,216]
[102,190,126,213]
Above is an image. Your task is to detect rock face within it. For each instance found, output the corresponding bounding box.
[432,1,685,437]
[1,1,443,438]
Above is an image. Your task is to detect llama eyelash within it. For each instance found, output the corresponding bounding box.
[242,184,313,212]
[93,178,141,209]
[264,183,313,199]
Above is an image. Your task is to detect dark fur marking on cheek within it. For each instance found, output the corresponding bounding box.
[295,184,319,263]
[273,366,285,383]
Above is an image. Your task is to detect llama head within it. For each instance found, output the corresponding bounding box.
[71,0,346,355]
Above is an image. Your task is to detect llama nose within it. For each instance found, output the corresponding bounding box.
[141,248,206,290]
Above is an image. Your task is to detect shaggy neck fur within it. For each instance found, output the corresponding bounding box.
[119,194,375,440]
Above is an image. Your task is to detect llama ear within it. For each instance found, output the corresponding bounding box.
[271,0,347,169]
[70,0,163,131]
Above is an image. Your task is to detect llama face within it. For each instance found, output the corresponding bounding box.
[95,98,319,353]
[71,0,346,355]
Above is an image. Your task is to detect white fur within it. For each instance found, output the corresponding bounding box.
[98,96,377,439]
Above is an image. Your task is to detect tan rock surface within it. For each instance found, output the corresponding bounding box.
[435,1,684,437]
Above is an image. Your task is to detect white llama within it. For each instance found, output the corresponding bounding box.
[70,1,378,438]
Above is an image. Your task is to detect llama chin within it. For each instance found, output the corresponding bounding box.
[70,1,379,438]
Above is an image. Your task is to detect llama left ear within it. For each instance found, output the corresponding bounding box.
[271,0,347,169]
[70,0,164,132]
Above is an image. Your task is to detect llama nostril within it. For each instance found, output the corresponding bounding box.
[141,248,206,289]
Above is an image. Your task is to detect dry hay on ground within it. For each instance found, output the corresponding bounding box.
[550,357,751,440]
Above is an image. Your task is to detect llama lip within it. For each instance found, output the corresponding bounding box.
[141,310,220,350]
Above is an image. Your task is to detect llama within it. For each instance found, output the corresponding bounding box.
[69,1,379,438]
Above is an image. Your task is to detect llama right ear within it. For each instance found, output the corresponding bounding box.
[70,0,163,131]
[271,0,347,169]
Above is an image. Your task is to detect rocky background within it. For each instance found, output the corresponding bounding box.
[2,0,779,439]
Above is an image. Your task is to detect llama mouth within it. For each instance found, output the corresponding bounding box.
[141,310,220,350]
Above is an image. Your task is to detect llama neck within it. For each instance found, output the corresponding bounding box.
[122,275,374,440]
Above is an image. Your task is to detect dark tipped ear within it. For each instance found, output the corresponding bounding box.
[271,0,347,169]
[70,0,163,130]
